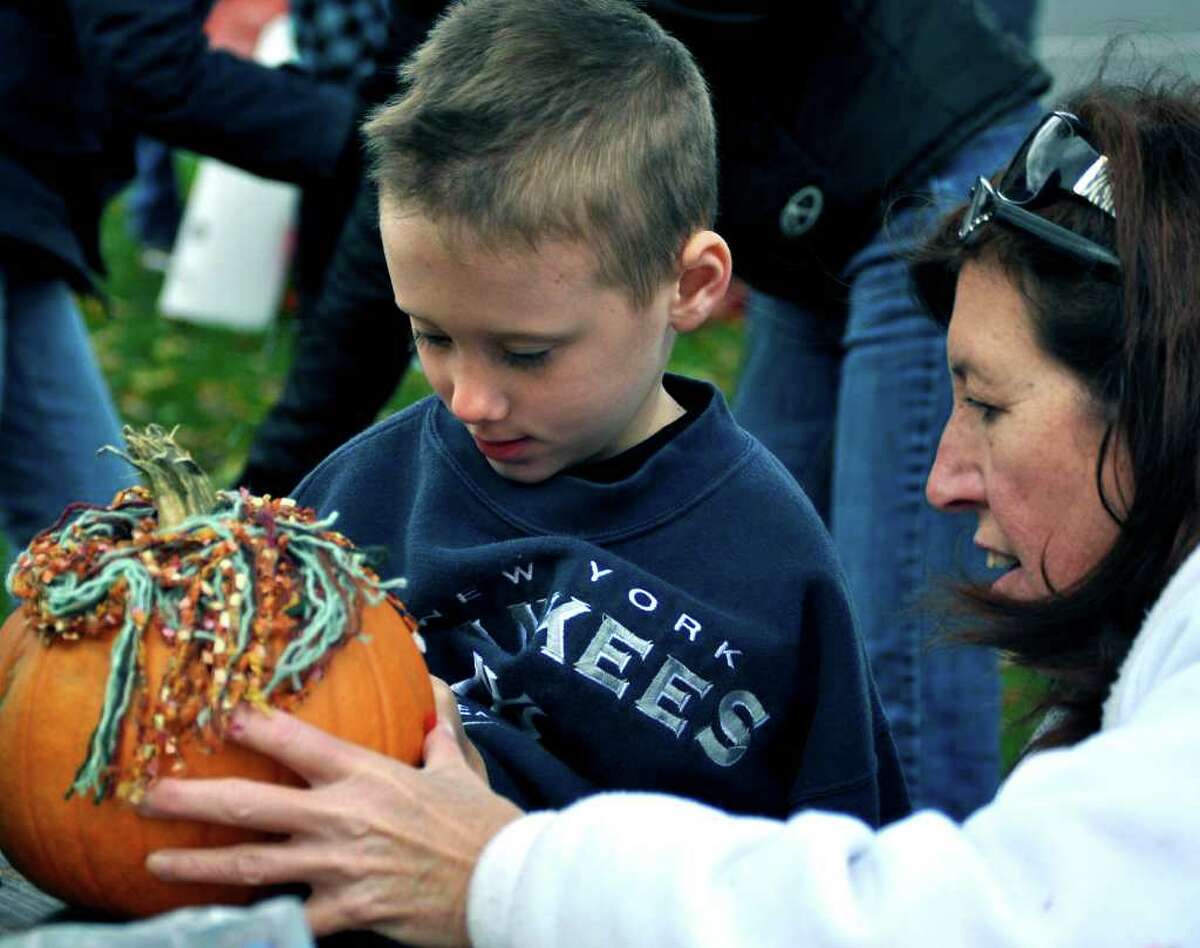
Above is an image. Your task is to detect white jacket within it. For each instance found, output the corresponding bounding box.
[467,542,1200,948]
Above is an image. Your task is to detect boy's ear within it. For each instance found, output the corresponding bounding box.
[668,230,732,332]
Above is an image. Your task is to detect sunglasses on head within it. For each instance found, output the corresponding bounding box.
[958,111,1121,272]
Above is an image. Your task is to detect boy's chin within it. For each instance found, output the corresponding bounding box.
[483,455,560,484]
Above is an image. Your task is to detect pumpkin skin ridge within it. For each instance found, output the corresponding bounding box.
[0,635,18,712]
[367,609,403,752]
[23,622,82,906]
[11,629,55,899]
[3,620,87,909]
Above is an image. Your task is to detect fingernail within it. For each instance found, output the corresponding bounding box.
[228,706,250,734]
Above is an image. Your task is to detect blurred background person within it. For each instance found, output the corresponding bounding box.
[988,0,1041,45]
[126,137,183,273]
[724,0,1046,821]
[0,0,365,553]
[289,0,402,316]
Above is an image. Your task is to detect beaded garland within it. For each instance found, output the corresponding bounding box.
[6,483,409,805]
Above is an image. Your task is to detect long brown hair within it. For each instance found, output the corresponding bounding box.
[911,77,1200,753]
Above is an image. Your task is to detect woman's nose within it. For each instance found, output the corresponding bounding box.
[925,416,984,512]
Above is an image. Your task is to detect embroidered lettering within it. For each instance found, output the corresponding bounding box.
[635,656,712,737]
[675,614,702,643]
[573,615,653,698]
[588,560,614,582]
[507,601,540,651]
[450,653,545,736]
[455,701,492,720]
[628,588,657,612]
[501,562,534,584]
[456,587,483,605]
[695,690,770,767]
[536,595,592,664]
[450,651,499,701]
[714,640,742,669]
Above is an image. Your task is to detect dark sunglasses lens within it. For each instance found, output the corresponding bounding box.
[998,113,1076,204]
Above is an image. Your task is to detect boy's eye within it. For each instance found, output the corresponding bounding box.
[412,329,451,349]
[503,349,551,369]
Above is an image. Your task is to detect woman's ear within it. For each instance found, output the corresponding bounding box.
[669,230,732,332]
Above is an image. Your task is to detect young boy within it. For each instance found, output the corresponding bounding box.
[294,0,907,824]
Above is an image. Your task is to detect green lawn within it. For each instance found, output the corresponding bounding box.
[72,166,1037,773]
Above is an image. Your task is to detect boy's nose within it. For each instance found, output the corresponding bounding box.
[925,416,984,512]
[448,368,509,425]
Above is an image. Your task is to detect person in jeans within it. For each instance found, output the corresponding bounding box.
[726,4,1047,819]
[0,0,361,553]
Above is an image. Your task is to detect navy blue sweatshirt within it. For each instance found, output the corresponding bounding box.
[295,375,909,824]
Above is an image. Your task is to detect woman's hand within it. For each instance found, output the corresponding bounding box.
[140,678,523,946]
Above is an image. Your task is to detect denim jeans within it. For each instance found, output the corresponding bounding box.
[0,269,132,554]
[733,102,1042,820]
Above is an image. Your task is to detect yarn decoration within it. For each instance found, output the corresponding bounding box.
[0,425,434,918]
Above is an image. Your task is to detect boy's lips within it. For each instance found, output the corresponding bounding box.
[473,435,532,461]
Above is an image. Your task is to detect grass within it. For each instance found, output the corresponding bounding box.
[65,160,1037,773]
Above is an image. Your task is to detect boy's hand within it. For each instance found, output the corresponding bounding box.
[140,678,522,946]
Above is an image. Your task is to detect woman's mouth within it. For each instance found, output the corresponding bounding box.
[985,550,1019,571]
[985,549,1025,595]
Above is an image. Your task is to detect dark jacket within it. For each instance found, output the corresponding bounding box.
[295,375,910,823]
[0,0,358,290]
[651,0,1051,301]
[237,0,1051,496]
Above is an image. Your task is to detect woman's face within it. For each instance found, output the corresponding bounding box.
[925,261,1125,600]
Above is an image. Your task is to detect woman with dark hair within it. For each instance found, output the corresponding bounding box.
[140,78,1200,946]
[913,82,1192,755]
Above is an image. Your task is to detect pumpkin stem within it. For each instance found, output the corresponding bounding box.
[99,424,217,530]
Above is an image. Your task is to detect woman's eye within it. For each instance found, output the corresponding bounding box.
[503,349,551,369]
[965,397,1001,422]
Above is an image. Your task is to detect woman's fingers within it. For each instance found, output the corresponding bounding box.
[139,774,320,835]
[430,676,462,725]
[222,705,367,785]
[427,678,489,783]
[138,691,512,946]
[147,838,338,889]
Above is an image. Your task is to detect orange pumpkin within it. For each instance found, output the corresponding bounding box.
[0,426,434,918]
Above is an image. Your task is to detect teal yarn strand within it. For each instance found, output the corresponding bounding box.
[10,490,402,802]
[68,563,156,799]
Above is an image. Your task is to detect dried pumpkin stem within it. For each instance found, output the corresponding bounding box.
[99,424,217,530]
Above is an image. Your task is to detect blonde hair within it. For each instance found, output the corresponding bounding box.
[364,0,716,306]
